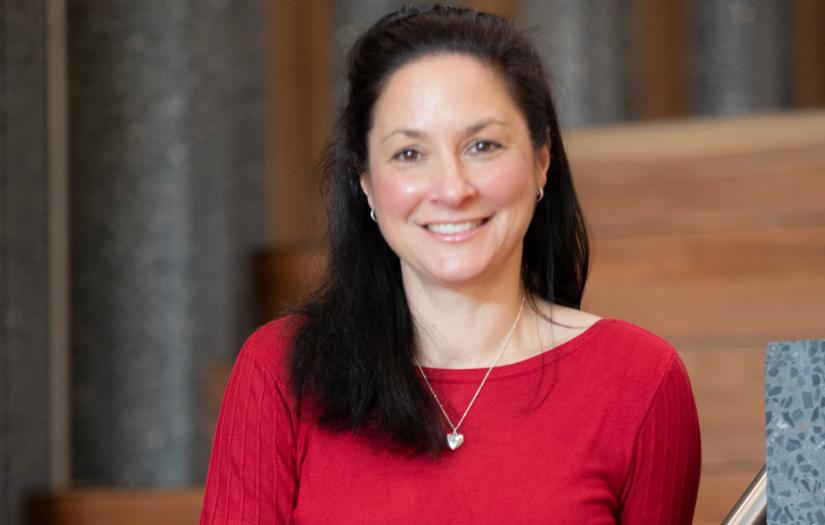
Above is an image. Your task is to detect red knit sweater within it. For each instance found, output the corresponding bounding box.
[200,317,701,524]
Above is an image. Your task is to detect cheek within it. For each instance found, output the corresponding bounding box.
[478,157,534,206]
[372,174,428,218]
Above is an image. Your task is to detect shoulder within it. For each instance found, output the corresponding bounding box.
[590,317,693,403]
[236,315,303,387]
[542,303,678,367]
[599,318,679,363]
[544,305,686,391]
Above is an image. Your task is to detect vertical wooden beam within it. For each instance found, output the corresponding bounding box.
[466,0,519,18]
[270,0,331,244]
[635,0,689,119]
[795,0,825,107]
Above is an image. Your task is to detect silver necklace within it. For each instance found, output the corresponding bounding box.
[416,294,526,451]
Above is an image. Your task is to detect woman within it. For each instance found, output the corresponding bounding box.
[201,5,701,524]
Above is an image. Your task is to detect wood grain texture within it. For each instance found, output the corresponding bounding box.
[583,227,825,344]
[466,0,519,18]
[796,0,825,107]
[680,346,766,466]
[28,489,204,525]
[564,112,825,160]
[693,464,765,525]
[575,148,825,237]
[270,0,331,244]
[634,0,689,118]
[256,242,326,320]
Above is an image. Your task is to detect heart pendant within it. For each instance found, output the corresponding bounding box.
[446,432,464,450]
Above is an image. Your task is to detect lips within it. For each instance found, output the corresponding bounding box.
[425,219,484,234]
[422,216,492,237]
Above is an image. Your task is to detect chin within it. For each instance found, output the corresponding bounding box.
[420,262,491,286]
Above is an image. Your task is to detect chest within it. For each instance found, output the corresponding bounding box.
[291,385,629,525]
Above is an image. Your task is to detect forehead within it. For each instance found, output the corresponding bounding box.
[370,53,523,134]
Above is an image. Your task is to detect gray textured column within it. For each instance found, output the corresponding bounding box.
[1,2,52,524]
[692,0,792,115]
[765,339,825,523]
[70,1,268,486]
[331,0,411,105]
[518,0,635,127]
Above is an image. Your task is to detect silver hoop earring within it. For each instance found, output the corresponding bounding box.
[370,209,377,222]
[536,188,544,202]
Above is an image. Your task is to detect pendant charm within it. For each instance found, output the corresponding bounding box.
[446,431,464,451]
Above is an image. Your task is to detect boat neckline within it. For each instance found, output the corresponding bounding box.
[418,317,615,382]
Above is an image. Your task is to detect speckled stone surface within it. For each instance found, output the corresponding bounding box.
[518,0,634,127]
[692,0,792,115]
[69,1,267,486]
[765,339,825,524]
[331,0,634,128]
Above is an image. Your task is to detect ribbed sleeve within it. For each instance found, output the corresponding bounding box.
[200,343,296,525]
[619,355,702,524]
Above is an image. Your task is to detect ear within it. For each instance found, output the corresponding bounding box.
[535,143,550,189]
[359,172,375,209]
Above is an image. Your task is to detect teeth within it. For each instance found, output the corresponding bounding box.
[426,220,483,234]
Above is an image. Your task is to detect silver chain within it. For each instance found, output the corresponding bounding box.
[416,294,526,434]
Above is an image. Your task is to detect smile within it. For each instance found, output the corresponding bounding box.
[424,218,489,235]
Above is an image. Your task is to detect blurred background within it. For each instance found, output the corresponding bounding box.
[2,0,824,524]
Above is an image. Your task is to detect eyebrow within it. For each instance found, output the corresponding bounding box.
[380,118,510,145]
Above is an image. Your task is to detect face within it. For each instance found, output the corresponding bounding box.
[361,53,549,290]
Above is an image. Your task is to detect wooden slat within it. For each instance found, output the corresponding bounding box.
[578,161,825,237]
[796,0,825,107]
[28,489,203,525]
[568,114,825,238]
[634,0,689,118]
[693,464,764,525]
[565,112,825,161]
[257,242,326,320]
[270,0,331,244]
[680,346,766,465]
[466,0,519,18]
[583,226,825,345]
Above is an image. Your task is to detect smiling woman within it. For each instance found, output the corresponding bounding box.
[200,5,701,525]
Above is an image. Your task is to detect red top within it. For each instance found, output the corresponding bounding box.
[200,316,701,524]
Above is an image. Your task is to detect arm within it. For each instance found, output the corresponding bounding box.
[200,343,298,525]
[619,355,702,525]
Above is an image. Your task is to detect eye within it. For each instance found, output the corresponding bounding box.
[468,140,500,155]
[392,148,423,163]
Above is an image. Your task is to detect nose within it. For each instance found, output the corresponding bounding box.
[431,155,476,206]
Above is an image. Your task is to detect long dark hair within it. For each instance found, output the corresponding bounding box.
[290,4,589,455]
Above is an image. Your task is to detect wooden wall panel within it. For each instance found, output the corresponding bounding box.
[680,346,766,465]
[584,227,825,345]
[28,489,203,525]
[796,0,825,107]
[270,0,331,244]
[466,0,519,18]
[635,0,689,118]
[693,465,764,525]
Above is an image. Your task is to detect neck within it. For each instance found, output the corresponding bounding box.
[404,268,529,369]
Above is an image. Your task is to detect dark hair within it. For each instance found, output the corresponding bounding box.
[290,4,589,455]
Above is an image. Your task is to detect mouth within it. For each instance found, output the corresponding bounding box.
[423,216,491,235]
